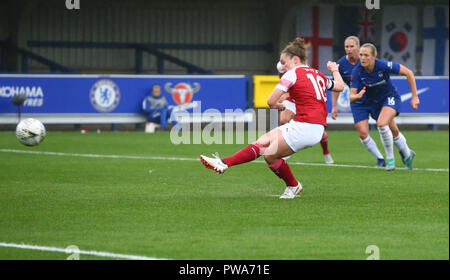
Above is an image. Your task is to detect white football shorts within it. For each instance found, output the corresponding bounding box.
[278,120,324,152]
[282,100,296,114]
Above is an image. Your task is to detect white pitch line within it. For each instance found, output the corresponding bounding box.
[0,242,166,260]
[0,148,195,161]
[0,148,448,173]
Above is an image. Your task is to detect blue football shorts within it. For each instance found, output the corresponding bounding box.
[351,93,401,124]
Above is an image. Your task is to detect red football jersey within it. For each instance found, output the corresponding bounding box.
[276,65,330,127]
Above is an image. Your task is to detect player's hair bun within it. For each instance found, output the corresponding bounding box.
[282,37,308,64]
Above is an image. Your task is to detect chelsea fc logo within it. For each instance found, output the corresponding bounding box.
[90,79,121,112]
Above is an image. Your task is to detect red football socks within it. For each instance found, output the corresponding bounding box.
[222,143,262,167]
[268,159,298,187]
[320,131,330,155]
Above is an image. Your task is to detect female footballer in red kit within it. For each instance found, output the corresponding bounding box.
[200,37,344,199]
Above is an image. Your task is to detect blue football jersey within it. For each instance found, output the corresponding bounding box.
[350,59,401,104]
[337,55,360,86]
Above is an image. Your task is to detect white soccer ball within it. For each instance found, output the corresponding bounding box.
[16,118,46,146]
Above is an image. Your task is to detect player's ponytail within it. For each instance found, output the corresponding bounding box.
[282,37,308,64]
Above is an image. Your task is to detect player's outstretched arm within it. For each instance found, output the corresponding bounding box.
[326,61,343,120]
[399,64,420,110]
[327,61,344,92]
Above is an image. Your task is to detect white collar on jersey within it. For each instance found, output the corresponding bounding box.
[292,64,310,70]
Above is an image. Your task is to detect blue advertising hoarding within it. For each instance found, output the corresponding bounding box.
[0,74,248,115]
[0,74,447,118]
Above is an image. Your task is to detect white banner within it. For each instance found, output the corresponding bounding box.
[421,6,449,76]
[380,6,417,71]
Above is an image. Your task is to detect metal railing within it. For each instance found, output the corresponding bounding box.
[26,41,273,74]
[0,40,78,73]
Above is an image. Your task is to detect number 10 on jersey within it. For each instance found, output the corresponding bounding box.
[306,73,327,102]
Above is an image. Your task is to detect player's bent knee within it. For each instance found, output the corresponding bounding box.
[376,121,389,128]
[356,128,369,139]
[359,132,369,139]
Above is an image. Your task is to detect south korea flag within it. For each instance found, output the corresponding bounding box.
[381,6,417,71]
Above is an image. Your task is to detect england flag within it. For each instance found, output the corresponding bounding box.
[296,5,334,74]
[381,6,417,72]
[421,6,449,76]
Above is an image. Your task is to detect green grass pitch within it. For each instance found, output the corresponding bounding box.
[0,130,448,260]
